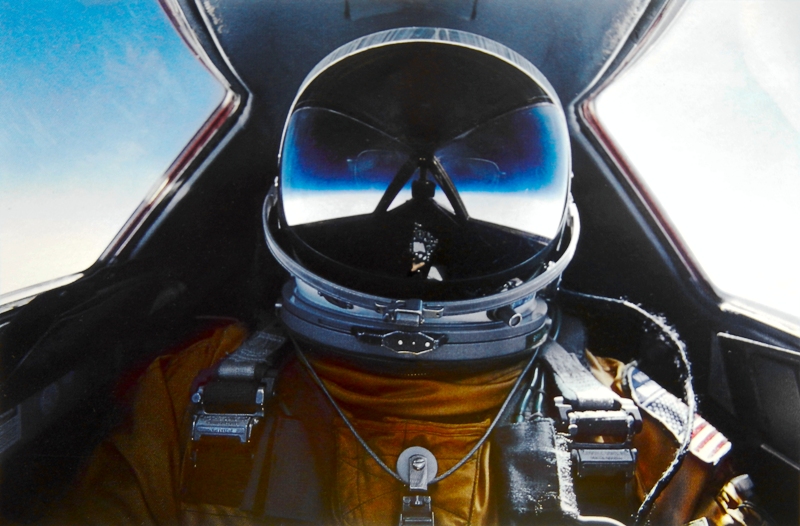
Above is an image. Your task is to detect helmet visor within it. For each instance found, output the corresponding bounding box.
[281,107,413,226]
[281,103,569,241]
[435,103,570,239]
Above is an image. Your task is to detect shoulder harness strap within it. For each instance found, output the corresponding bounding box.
[541,339,643,521]
[541,340,642,476]
[191,328,287,443]
[180,325,327,523]
[493,336,644,525]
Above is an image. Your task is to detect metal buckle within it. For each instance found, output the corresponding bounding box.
[190,385,266,443]
[399,495,435,526]
[376,299,443,327]
[571,444,637,478]
[192,413,259,443]
[554,396,642,438]
[554,396,642,479]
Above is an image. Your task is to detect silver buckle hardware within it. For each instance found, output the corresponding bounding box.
[399,495,435,526]
[190,385,266,443]
[376,299,443,327]
[188,328,285,444]
[571,444,637,478]
[192,413,259,443]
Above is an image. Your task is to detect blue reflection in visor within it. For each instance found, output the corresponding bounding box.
[435,104,569,237]
[282,108,410,191]
[281,104,569,239]
[436,104,568,192]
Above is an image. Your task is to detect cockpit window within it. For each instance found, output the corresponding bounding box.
[0,0,225,296]
[594,0,800,320]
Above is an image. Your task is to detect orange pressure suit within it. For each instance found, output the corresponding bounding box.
[44,322,760,526]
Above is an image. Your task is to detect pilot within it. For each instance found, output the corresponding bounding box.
[45,29,765,526]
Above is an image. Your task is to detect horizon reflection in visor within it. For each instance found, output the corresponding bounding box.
[281,104,569,240]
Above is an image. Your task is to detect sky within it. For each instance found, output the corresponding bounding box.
[0,0,224,295]
[596,0,800,321]
[1,0,798,322]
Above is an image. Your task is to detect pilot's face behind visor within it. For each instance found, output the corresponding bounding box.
[275,34,572,302]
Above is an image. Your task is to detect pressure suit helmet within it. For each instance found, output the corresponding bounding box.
[263,28,579,368]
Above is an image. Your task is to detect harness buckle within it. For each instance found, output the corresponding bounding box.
[399,495,435,526]
[571,444,637,478]
[554,396,642,438]
[190,385,267,443]
[554,395,642,480]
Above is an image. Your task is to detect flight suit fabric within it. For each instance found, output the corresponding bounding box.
[308,355,528,526]
[43,323,745,525]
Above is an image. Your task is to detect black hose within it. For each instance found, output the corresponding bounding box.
[560,290,696,526]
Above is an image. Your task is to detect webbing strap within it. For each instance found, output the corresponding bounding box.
[540,341,620,411]
[260,417,326,523]
[217,330,287,380]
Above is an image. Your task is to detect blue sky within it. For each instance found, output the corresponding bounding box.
[0,0,224,293]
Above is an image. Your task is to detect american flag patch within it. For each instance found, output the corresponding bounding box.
[627,366,731,465]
